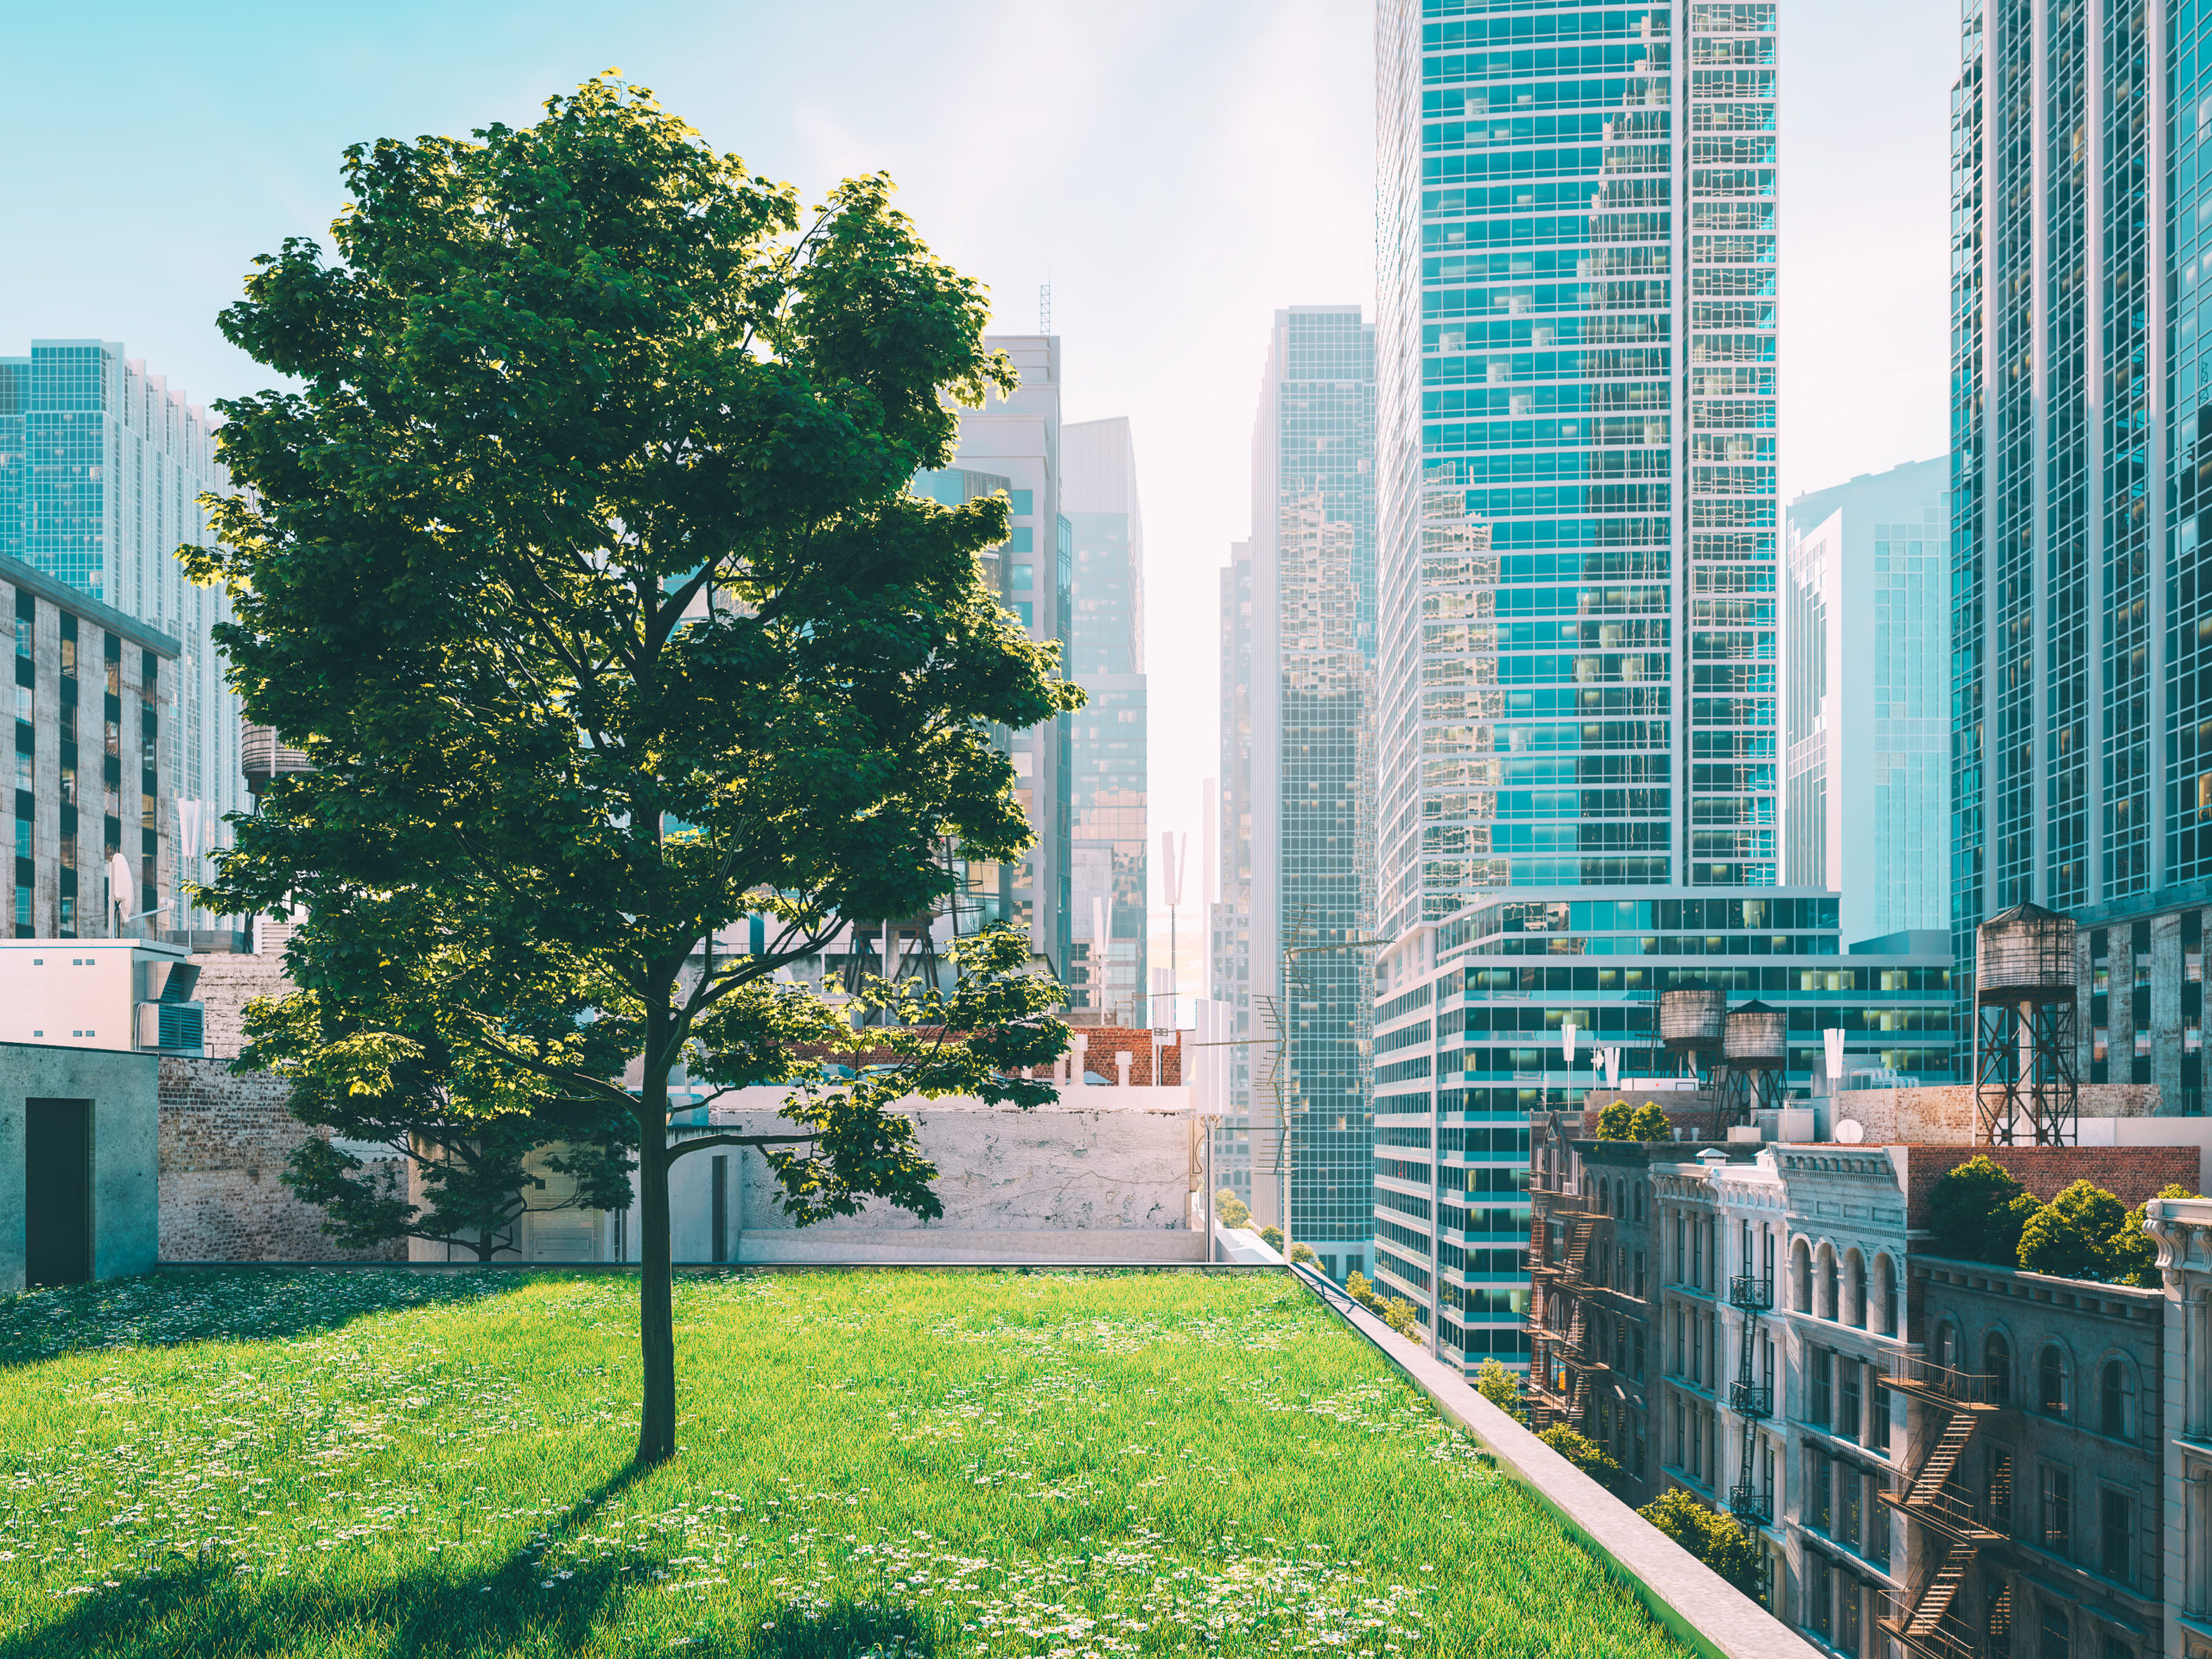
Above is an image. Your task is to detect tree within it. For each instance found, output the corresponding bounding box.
[191,76,1083,1465]
[1925,1155,2042,1267]
[1638,1490,1762,1594]
[2107,1184,2200,1287]
[1472,1357,1525,1423]
[1215,1188,1251,1230]
[1594,1100,1635,1140]
[1537,1424,1621,1484]
[1628,1103,1672,1141]
[2017,1179,2132,1281]
[2019,1179,2201,1286]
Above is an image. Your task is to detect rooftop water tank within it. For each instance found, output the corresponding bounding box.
[1975,902,2077,1003]
[1660,980,1727,1053]
[1723,1000,1788,1069]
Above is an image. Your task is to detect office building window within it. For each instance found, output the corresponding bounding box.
[2100,1488,2132,1585]
[2041,1466,2073,1556]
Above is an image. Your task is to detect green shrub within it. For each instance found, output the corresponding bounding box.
[1638,1488,1763,1593]
[2019,1180,2200,1287]
[1288,1242,1319,1267]
[1472,1357,1525,1422]
[1382,1298,1420,1339]
[1536,1423,1621,1484]
[1257,1224,1286,1253]
[1628,1103,1672,1141]
[2017,1179,2131,1281]
[1345,1268,1375,1305]
[1926,1154,2041,1266]
[1594,1100,1635,1140]
[1214,1188,1250,1230]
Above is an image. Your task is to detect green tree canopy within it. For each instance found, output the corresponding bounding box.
[191,74,1082,1464]
[1925,1155,2042,1267]
[1594,1100,1635,1140]
[1628,1103,1672,1141]
[1637,1490,1762,1595]
[2016,1179,2131,1281]
[1536,1424,1621,1484]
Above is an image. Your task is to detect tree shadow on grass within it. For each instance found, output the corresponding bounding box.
[0,1268,548,1369]
[2,1488,944,1659]
[0,1460,695,1659]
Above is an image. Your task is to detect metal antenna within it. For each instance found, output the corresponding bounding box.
[1039,280,1052,334]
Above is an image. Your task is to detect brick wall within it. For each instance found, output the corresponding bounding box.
[158,1057,404,1262]
[1903,1144,2201,1230]
[1067,1027,1182,1087]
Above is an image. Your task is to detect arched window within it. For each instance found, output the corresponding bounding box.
[1875,1255,1899,1337]
[1846,1249,1868,1329]
[1933,1319,1958,1372]
[2038,1344,2070,1416]
[1792,1238,1813,1312]
[1983,1332,2012,1404]
[1634,1182,1645,1222]
[2101,1359,2134,1438]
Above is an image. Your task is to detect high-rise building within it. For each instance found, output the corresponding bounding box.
[1783,458,1950,945]
[1061,417,1147,1024]
[1212,541,1257,1198]
[1371,2,1815,1360]
[1376,0,1780,932]
[922,335,1072,977]
[0,341,247,943]
[1224,306,1377,1280]
[1947,3,2212,1104]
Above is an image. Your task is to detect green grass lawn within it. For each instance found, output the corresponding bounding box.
[0,1269,1686,1657]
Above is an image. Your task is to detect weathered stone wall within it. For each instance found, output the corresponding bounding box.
[188,943,296,1062]
[157,1057,404,1262]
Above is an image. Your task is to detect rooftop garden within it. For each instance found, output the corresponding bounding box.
[0,1269,1690,1659]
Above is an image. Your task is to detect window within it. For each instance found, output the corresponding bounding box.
[2040,1466,2073,1555]
[1838,1460,1861,1548]
[1634,1181,1645,1221]
[1635,1250,1646,1299]
[1839,1357,1862,1442]
[1820,1249,1839,1319]
[1986,1332,2013,1404]
[2039,1603,2070,1659]
[1675,1213,1687,1281]
[1807,1551,1832,1638]
[1870,1381,1891,1451]
[1634,1325,1645,1382]
[2101,1359,2132,1438]
[1011,563,1034,589]
[1847,1251,1866,1327]
[1808,1446,1832,1532]
[1986,1445,2015,1530]
[2039,1344,2069,1417]
[2100,1488,2133,1585]
[1810,1348,1833,1426]
[1007,489,1033,516]
[1866,1477,1891,1563]
[1692,1218,1705,1287]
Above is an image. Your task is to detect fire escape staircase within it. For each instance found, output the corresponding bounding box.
[1876,1357,2014,1659]
[1725,1274,1772,1527]
[1529,1211,1602,1433]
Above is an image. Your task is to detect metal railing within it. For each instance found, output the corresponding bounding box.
[1727,1273,1774,1311]
[1727,1380,1773,1418]
[1726,1482,1771,1527]
[1885,1351,2009,1407]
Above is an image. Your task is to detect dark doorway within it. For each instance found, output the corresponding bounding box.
[26,1099,92,1287]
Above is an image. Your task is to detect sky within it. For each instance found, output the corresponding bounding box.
[0,0,1961,960]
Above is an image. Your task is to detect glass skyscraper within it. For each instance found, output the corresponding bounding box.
[1062,416,1148,1023]
[1221,307,1377,1280]
[1948,0,2212,1108]
[1784,458,1952,947]
[0,340,247,941]
[1370,3,1835,1361]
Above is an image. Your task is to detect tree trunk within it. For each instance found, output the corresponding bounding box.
[634,1090,677,1466]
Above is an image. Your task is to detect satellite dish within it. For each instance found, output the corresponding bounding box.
[1834,1118,1866,1145]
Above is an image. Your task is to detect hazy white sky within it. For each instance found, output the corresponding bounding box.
[0,0,1961,925]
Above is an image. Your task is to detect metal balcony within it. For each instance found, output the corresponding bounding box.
[1726,1482,1770,1527]
[1727,1274,1773,1312]
[1727,1380,1773,1418]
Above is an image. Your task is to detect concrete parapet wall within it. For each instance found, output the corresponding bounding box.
[157,1057,404,1262]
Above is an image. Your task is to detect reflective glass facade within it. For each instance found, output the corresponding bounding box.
[1952,0,2212,1020]
[1371,899,1955,1370]
[1230,308,1377,1274]
[1062,417,1148,1022]
[0,341,245,938]
[1783,460,1952,945]
[1377,0,1782,941]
